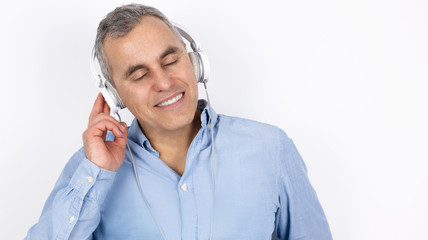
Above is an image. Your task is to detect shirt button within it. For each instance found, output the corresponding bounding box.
[69,216,76,223]
[180,184,187,191]
[86,176,94,183]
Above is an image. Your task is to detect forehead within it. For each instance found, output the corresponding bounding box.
[102,16,183,70]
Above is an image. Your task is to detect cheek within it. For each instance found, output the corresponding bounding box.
[188,64,198,83]
[177,57,198,83]
[117,84,150,108]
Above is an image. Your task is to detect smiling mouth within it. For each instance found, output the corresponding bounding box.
[156,93,184,107]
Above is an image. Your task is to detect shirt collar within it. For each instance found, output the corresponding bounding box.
[127,99,217,150]
[198,99,217,129]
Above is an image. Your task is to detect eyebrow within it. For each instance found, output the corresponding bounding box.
[160,46,179,59]
[123,46,180,79]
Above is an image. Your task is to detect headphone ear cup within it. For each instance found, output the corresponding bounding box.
[105,80,126,109]
[188,52,201,83]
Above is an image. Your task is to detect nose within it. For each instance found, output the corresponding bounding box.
[151,67,173,91]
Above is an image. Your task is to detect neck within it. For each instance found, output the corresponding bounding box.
[137,110,202,175]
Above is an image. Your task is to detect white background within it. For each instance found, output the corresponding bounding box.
[1,0,427,239]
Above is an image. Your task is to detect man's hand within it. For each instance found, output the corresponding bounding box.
[82,93,128,172]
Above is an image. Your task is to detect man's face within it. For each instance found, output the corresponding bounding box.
[103,16,199,134]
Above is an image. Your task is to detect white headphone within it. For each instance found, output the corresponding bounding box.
[90,23,210,115]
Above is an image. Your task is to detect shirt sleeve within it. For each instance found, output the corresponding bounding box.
[273,130,332,240]
[25,147,116,240]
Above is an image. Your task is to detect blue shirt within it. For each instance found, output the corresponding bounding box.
[26,100,332,240]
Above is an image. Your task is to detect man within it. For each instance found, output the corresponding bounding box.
[26,4,332,240]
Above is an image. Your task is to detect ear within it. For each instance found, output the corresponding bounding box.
[188,52,200,82]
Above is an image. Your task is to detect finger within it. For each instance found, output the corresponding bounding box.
[89,114,122,130]
[90,93,106,118]
[119,122,128,134]
[103,98,111,115]
[101,131,107,142]
[113,122,128,144]
[95,118,126,139]
[86,118,125,139]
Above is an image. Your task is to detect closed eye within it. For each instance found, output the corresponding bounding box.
[164,60,177,66]
[134,73,147,81]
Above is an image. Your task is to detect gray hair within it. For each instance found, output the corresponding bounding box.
[94,4,181,86]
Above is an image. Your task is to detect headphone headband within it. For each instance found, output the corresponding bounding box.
[173,22,201,51]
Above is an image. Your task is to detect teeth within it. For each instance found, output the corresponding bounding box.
[157,93,183,107]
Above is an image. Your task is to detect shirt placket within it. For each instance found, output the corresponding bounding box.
[178,130,203,240]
